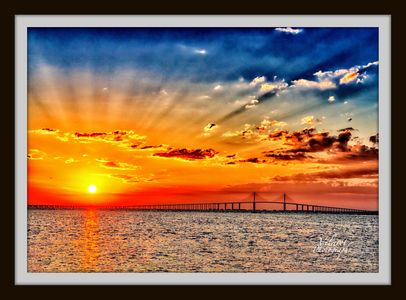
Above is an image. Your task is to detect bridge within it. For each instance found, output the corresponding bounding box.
[42,192,375,215]
[28,192,377,215]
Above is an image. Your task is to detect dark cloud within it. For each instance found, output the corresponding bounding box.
[338,127,356,132]
[268,128,353,153]
[75,132,107,138]
[264,127,378,164]
[153,148,218,160]
[369,133,379,145]
[139,145,163,150]
[238,157,266,164]
[264,152,309,161]
[74,130,131,141]
[272,166,378,182]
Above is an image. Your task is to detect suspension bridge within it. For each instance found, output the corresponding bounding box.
[30,192,377,215]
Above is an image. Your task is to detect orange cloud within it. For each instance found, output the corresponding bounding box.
[339,71,359,84]
[96,159,138,170]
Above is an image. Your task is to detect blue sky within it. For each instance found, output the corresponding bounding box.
[28,27,378,83]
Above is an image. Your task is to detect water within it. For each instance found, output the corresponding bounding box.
[28,209,378,273]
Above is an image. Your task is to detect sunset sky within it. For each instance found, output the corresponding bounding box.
[27,27,379,209]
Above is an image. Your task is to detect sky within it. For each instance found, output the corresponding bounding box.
[27,27,379,209]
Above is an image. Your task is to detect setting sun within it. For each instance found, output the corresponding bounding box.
[87,185,97,194]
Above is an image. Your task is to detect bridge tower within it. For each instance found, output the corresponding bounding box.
[253,192,256,213]
[283,192,286,211]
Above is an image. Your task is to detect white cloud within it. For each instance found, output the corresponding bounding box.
[328,96,335,103]
[260,80,288,92]
[356,73,369,84]
[291,79,336,90]
[203,123,218,136]
[197,95,211,100]
[250,76,266,86]
[314,61,378,86]
[362,61,379,69]
[179,44,208,55]
[213,84,223,91]
[245,98,259,109]
[259,118,287,130]
[314,69,350,80]
[301,115,321,125]
[275,27,303,34]
[194,48,207,55]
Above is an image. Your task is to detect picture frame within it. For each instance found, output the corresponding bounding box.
[4,1,397,285]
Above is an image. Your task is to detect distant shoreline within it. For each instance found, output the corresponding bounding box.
[28,205,378,215]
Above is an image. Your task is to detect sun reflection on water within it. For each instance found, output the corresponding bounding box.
[81,210,100,271]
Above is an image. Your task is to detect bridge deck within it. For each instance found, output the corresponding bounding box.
[28,200,378,215]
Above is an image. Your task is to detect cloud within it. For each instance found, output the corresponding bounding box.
[96,158,138,170]
[213,84,223,91]
[179,44,207,55]
[197,95,211,100]
[203,123,218,136]
[222,119,287,142]
[238,157,265,164]
[363,61,379,68]
[264,152,308,161]
[108,174,154,184]
[338,127,356,132]
[260,80,288,92]
[265,127,378,164]
[271,166,378,182]
[301,115,321,125]
[291,79,336,90]
[268,128,353,153]
[159,89,168,96]
[194,48,207,55]
[138,145,166,150]
[250,76,266,86]
[29,128,146,149]
[314,61,378,86]
[245,98,259,109]
[28,149,47,160]
[257,119,287,131]
[64,158,78,164]
[339,71,359,84]
[153,148,218,160]
[369,133,379,145]
[275,27,303,34]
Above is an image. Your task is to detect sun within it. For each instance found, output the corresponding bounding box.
[87,185,97,194]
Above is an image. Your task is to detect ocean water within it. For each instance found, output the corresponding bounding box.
[28,209,378,273]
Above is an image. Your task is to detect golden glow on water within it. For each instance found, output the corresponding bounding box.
[81,210,100,271]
